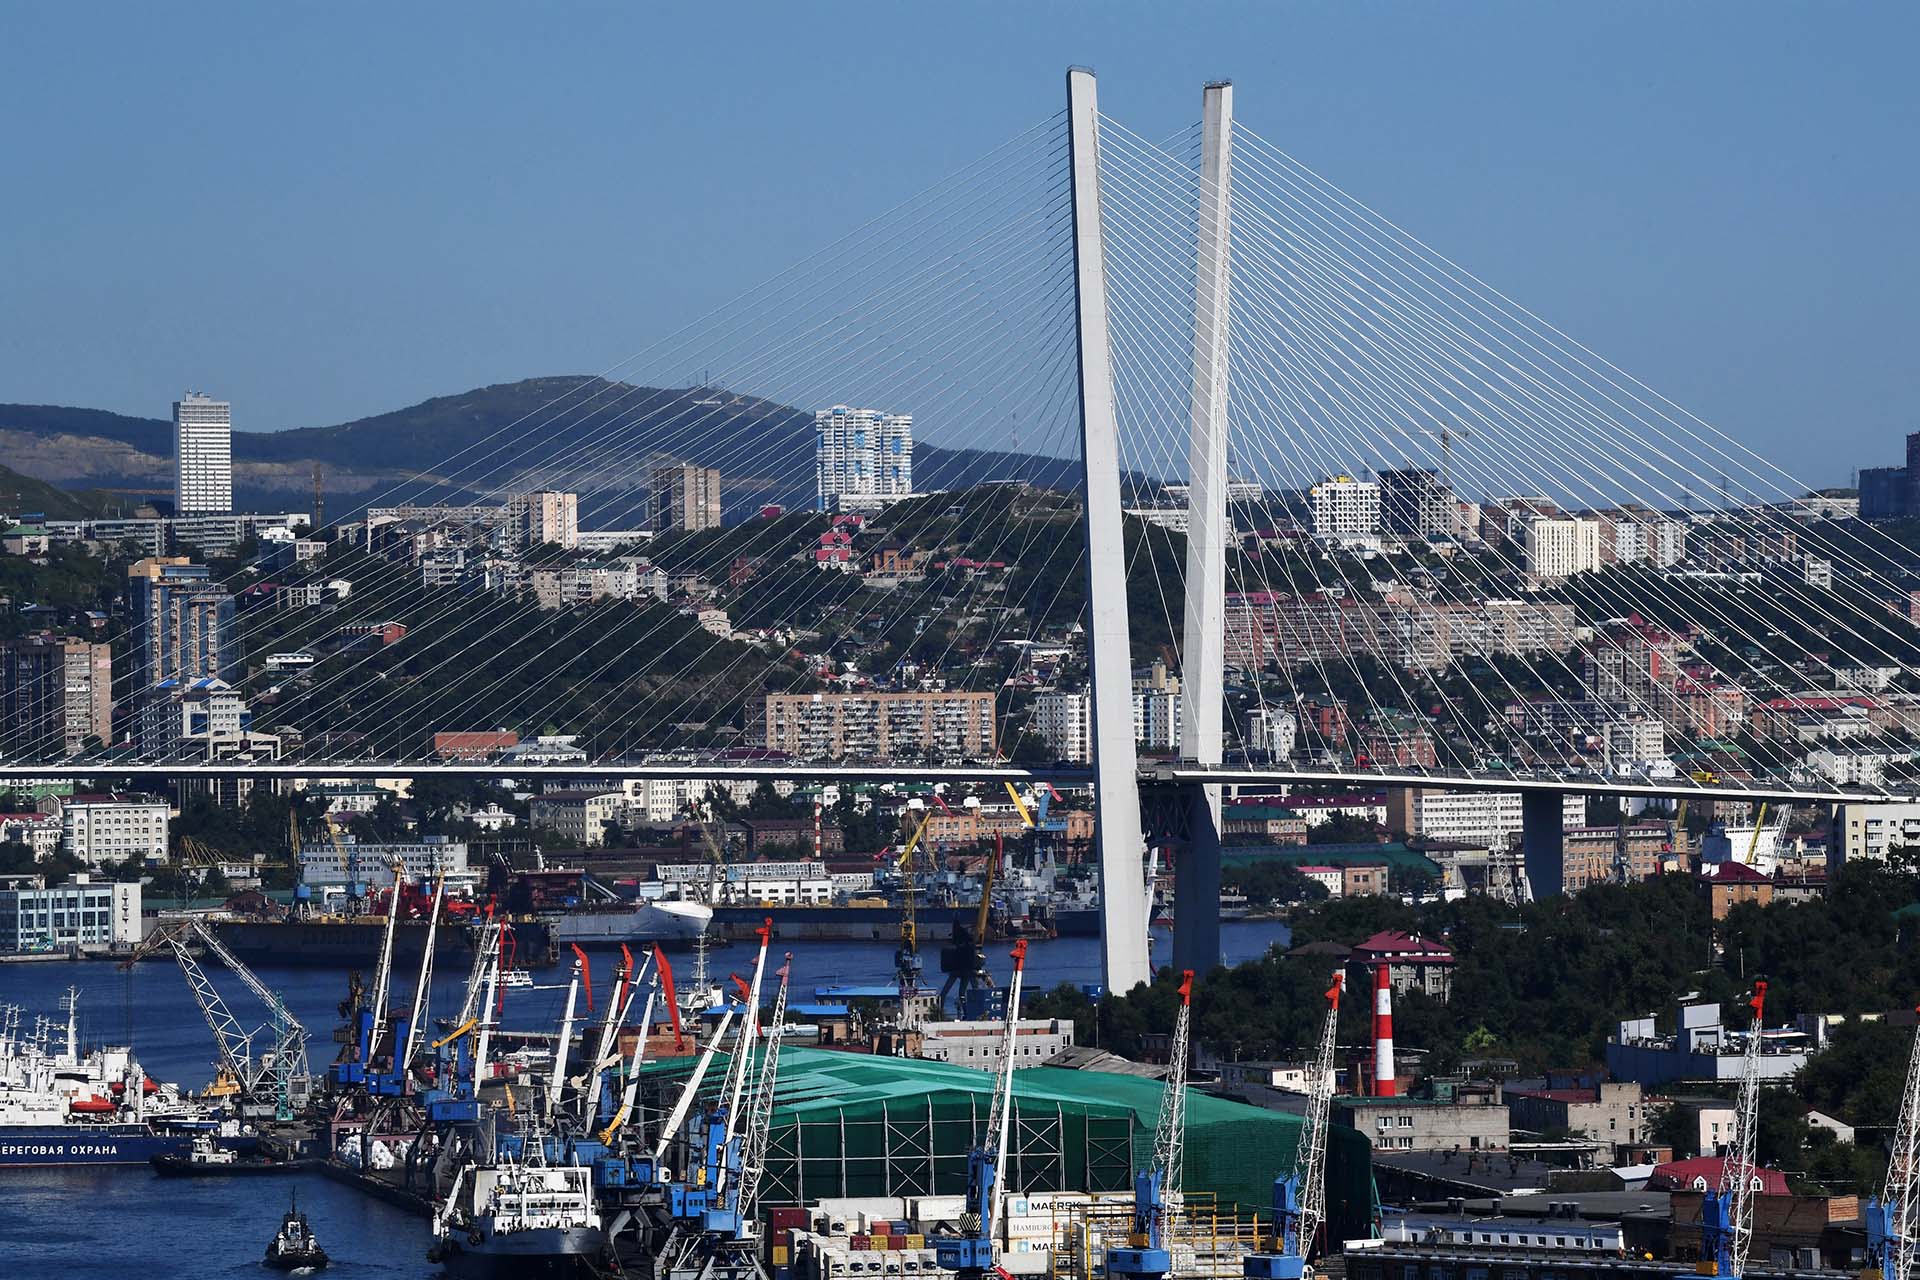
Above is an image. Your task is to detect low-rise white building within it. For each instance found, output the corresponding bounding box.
[297,836,470,888]
[61,793,170,866]
[0,810,64,862]
[0,874,142,952]
[918,1017,1075,1067]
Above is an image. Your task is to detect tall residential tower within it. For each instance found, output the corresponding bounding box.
[815,405,913,512]
[172,392,233,514]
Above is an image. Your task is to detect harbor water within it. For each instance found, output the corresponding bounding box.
[0,920,1287,1279]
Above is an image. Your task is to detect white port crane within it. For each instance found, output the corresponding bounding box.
[1868,1003,1920,1280]
[1109,969,1194,1280]
[1246,969,1342,1280]
[1701,981,1769,1278]
[735,952,793,1219]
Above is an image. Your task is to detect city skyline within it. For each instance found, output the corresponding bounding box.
[2,4,1915,490]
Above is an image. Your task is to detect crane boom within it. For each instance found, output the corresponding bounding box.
[735,952,793,1219]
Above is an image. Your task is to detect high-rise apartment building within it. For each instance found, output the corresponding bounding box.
[1377,466,1454,538]
[126,557,238,689]
[173,392,233,514]
[651,464,723,533]
[815,406,913,512]
[1519,516,1601,579]
[511,490,579,550]
[1309,476,1380,544]
[3,636,112,757]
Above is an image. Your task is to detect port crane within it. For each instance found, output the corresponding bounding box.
[1698,981,1769,1279]
[894,805,938,1011]
[649,919,777,1280]
[1247,970,1343,1280]
[940,833,1007,1018]
[1109,969,1194,1280]
[933,937,1030,1280]
[127,917,312,1121]
[1866,1004,1920,1280]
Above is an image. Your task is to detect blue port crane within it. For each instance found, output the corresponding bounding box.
[933,938,1030,1280]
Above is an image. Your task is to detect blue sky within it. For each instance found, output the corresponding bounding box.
[2,2,1915,487]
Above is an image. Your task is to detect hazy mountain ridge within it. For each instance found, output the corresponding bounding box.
[0,378,1086,519]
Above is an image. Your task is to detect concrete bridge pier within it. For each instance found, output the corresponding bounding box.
[1521,790,1565,899]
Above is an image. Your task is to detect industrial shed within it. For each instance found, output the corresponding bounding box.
[630,1046,1375,1242]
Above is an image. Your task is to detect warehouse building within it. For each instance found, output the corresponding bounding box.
[631,1045,1376,1242]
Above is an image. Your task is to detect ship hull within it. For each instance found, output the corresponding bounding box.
[431,1227,603,1280]
[213,918,554,968]
[711,903,974,941]
[0,1125,193,1167]
[549,901,710,947]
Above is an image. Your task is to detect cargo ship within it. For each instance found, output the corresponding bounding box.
[0,989,200,1167]
[214,915,556,969]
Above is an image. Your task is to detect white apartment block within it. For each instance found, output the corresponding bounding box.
[815,405,914,512]
[528,790,628,846]
[1132,684,1182,752]
[1032,690,1091,763]
[1836,802,1920,864]
[61,795,170,866]
[1409,789,1583,849]
[173,392,233,514]
[1248,707,1297,760]
[1310,476,1380,544]
[297,836,471,887]
[1521,517,1602,579]
[1605,718,1667,773]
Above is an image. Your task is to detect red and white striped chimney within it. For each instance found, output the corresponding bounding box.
[1372,963,1396,1097]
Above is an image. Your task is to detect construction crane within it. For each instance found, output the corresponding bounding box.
[127,918,311,1121]
[1700,981,1769,1279]
[1109,969,1194,1280]
[933,938,1030,1280]
[1247,970,1344,1280]
[1867,1004,1920,1280]
[1416,424,1471,489]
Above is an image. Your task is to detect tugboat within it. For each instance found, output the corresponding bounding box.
[263,1193,329,1271]
[153,1132,291,1176]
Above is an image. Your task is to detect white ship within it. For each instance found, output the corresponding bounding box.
[0,988,204,1166]
[431,1143,605,1279]
[547,897,711,948]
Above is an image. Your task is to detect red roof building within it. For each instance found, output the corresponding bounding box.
[1349,930,1454,1002]
[1650,1156,1789,1196]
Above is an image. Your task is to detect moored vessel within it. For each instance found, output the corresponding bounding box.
[0,989,199,1167]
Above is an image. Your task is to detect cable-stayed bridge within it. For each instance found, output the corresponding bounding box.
[8,70,1920,993]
